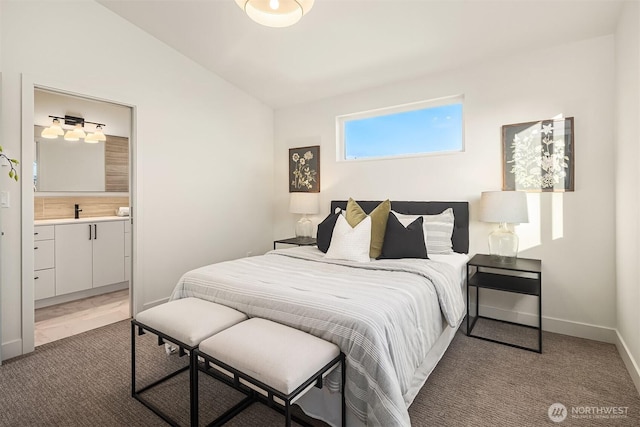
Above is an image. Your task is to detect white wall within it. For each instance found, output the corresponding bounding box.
[274,36,617,340]
[0,0,274,359]
[615,0,640,392]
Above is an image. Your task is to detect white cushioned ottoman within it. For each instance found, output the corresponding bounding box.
[135,297,247,347]
[196,317,345,426]
[131,297,247,426]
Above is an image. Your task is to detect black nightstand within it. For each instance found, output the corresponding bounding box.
[273,237,317,250]
[466,254,542,353]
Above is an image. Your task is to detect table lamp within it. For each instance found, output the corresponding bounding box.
[289,193,319,238]
[479,191,529,263]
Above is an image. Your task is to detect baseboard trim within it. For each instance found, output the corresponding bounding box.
[615,331,640,396]
[478,304,617,343]
[35,282,129,310]
[1,338,23,362]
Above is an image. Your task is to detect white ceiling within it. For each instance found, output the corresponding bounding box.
[97,0,623,109]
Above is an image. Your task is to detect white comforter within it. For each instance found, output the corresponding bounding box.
[170,247,465,426]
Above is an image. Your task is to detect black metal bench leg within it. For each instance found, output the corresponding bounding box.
[190,350,198,427]
[341,354,346,427]
[285,401,291,427]
[131,321,136,398]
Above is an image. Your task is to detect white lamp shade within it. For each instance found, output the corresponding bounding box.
[51,122,65,136]
[86,126,106,143]
[84,133,99,143]
[72,124,86,139]
[93,127,106,142]
[41,126,60,139]
[64,130,80,141]
[235,0,314,28]
[479,191,529,224]
[289,192,319,214]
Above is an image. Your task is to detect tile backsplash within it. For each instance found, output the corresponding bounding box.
[34,196,129,220]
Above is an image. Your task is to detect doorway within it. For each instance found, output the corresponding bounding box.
[22,82,136,353]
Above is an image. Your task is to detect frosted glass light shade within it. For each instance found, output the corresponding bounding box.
[51,120,65,135]
[41,126,60,139]
[64,130,80,141]
[84,133,99,143]
[41,118,65,139]
[235,0,314,28]
[65,124,86,141]
[93,126,107,141]
[85,126,106,143]
[72,124,86,139]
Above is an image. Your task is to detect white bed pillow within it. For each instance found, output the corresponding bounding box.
[325,214,372,263]
[392,208,455,254]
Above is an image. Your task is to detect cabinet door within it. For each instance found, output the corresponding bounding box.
[34,239,55,270]
[92,221,125,287]
[34,268,56,300]
[55,223,93,296]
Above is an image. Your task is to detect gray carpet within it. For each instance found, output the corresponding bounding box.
[0,318,638,426]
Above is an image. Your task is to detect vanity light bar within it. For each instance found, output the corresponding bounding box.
[43,115,107,143]
[47,115,106,128]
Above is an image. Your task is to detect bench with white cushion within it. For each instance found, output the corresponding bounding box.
[131,297,247,426]
[195,317,345,427]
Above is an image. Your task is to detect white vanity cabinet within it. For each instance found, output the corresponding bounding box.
[34,225,56,300]
[54,220,125,297]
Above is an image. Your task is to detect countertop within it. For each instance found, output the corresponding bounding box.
[35,216,129,226]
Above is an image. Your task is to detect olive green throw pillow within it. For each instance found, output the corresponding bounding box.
[346,198,391,258]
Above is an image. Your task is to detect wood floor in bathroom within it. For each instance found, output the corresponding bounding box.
[34,289,130,347]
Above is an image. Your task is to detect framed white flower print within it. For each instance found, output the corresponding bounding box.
[502,117,574,192]
[289,145,320,193]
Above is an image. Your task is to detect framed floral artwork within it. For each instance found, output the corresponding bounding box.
[289,145,320,193]
[502,117,574,192]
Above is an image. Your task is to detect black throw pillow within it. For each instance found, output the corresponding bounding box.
[317,209,341,253]
[377,214,428,259]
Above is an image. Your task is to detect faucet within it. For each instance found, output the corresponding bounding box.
[74,204,82,219]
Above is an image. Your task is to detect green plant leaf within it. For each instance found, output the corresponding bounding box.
[0,146,3,152]
[8,170,14,179]
[11,159,19,164]
[14,174,19,181]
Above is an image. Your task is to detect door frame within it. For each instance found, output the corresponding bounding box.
[21,74,139,354]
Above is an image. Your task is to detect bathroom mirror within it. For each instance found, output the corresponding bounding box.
[34,125,129,192]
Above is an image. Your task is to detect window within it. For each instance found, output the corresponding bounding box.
[337,96,464,161]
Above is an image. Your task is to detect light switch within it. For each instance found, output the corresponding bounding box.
[0,191,9,208]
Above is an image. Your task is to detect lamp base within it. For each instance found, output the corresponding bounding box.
[295,215,313,238]
[488,223,519,264]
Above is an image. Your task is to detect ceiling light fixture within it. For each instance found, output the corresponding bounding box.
[234,0,314,28]
[41,115,107,143]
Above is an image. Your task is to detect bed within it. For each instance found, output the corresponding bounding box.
[169,200,469,427]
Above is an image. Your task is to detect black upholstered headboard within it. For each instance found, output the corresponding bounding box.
[330,200,469,254]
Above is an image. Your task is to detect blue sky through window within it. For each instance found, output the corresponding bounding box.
[343,102,463,160]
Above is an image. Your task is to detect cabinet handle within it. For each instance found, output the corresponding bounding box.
[34,276,39,280]
[94,224,97,240]
[89,224,92,240]
[34,232,39,235]
[34,246,38,250]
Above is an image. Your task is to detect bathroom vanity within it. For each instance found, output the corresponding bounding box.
[34,216,130,307]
